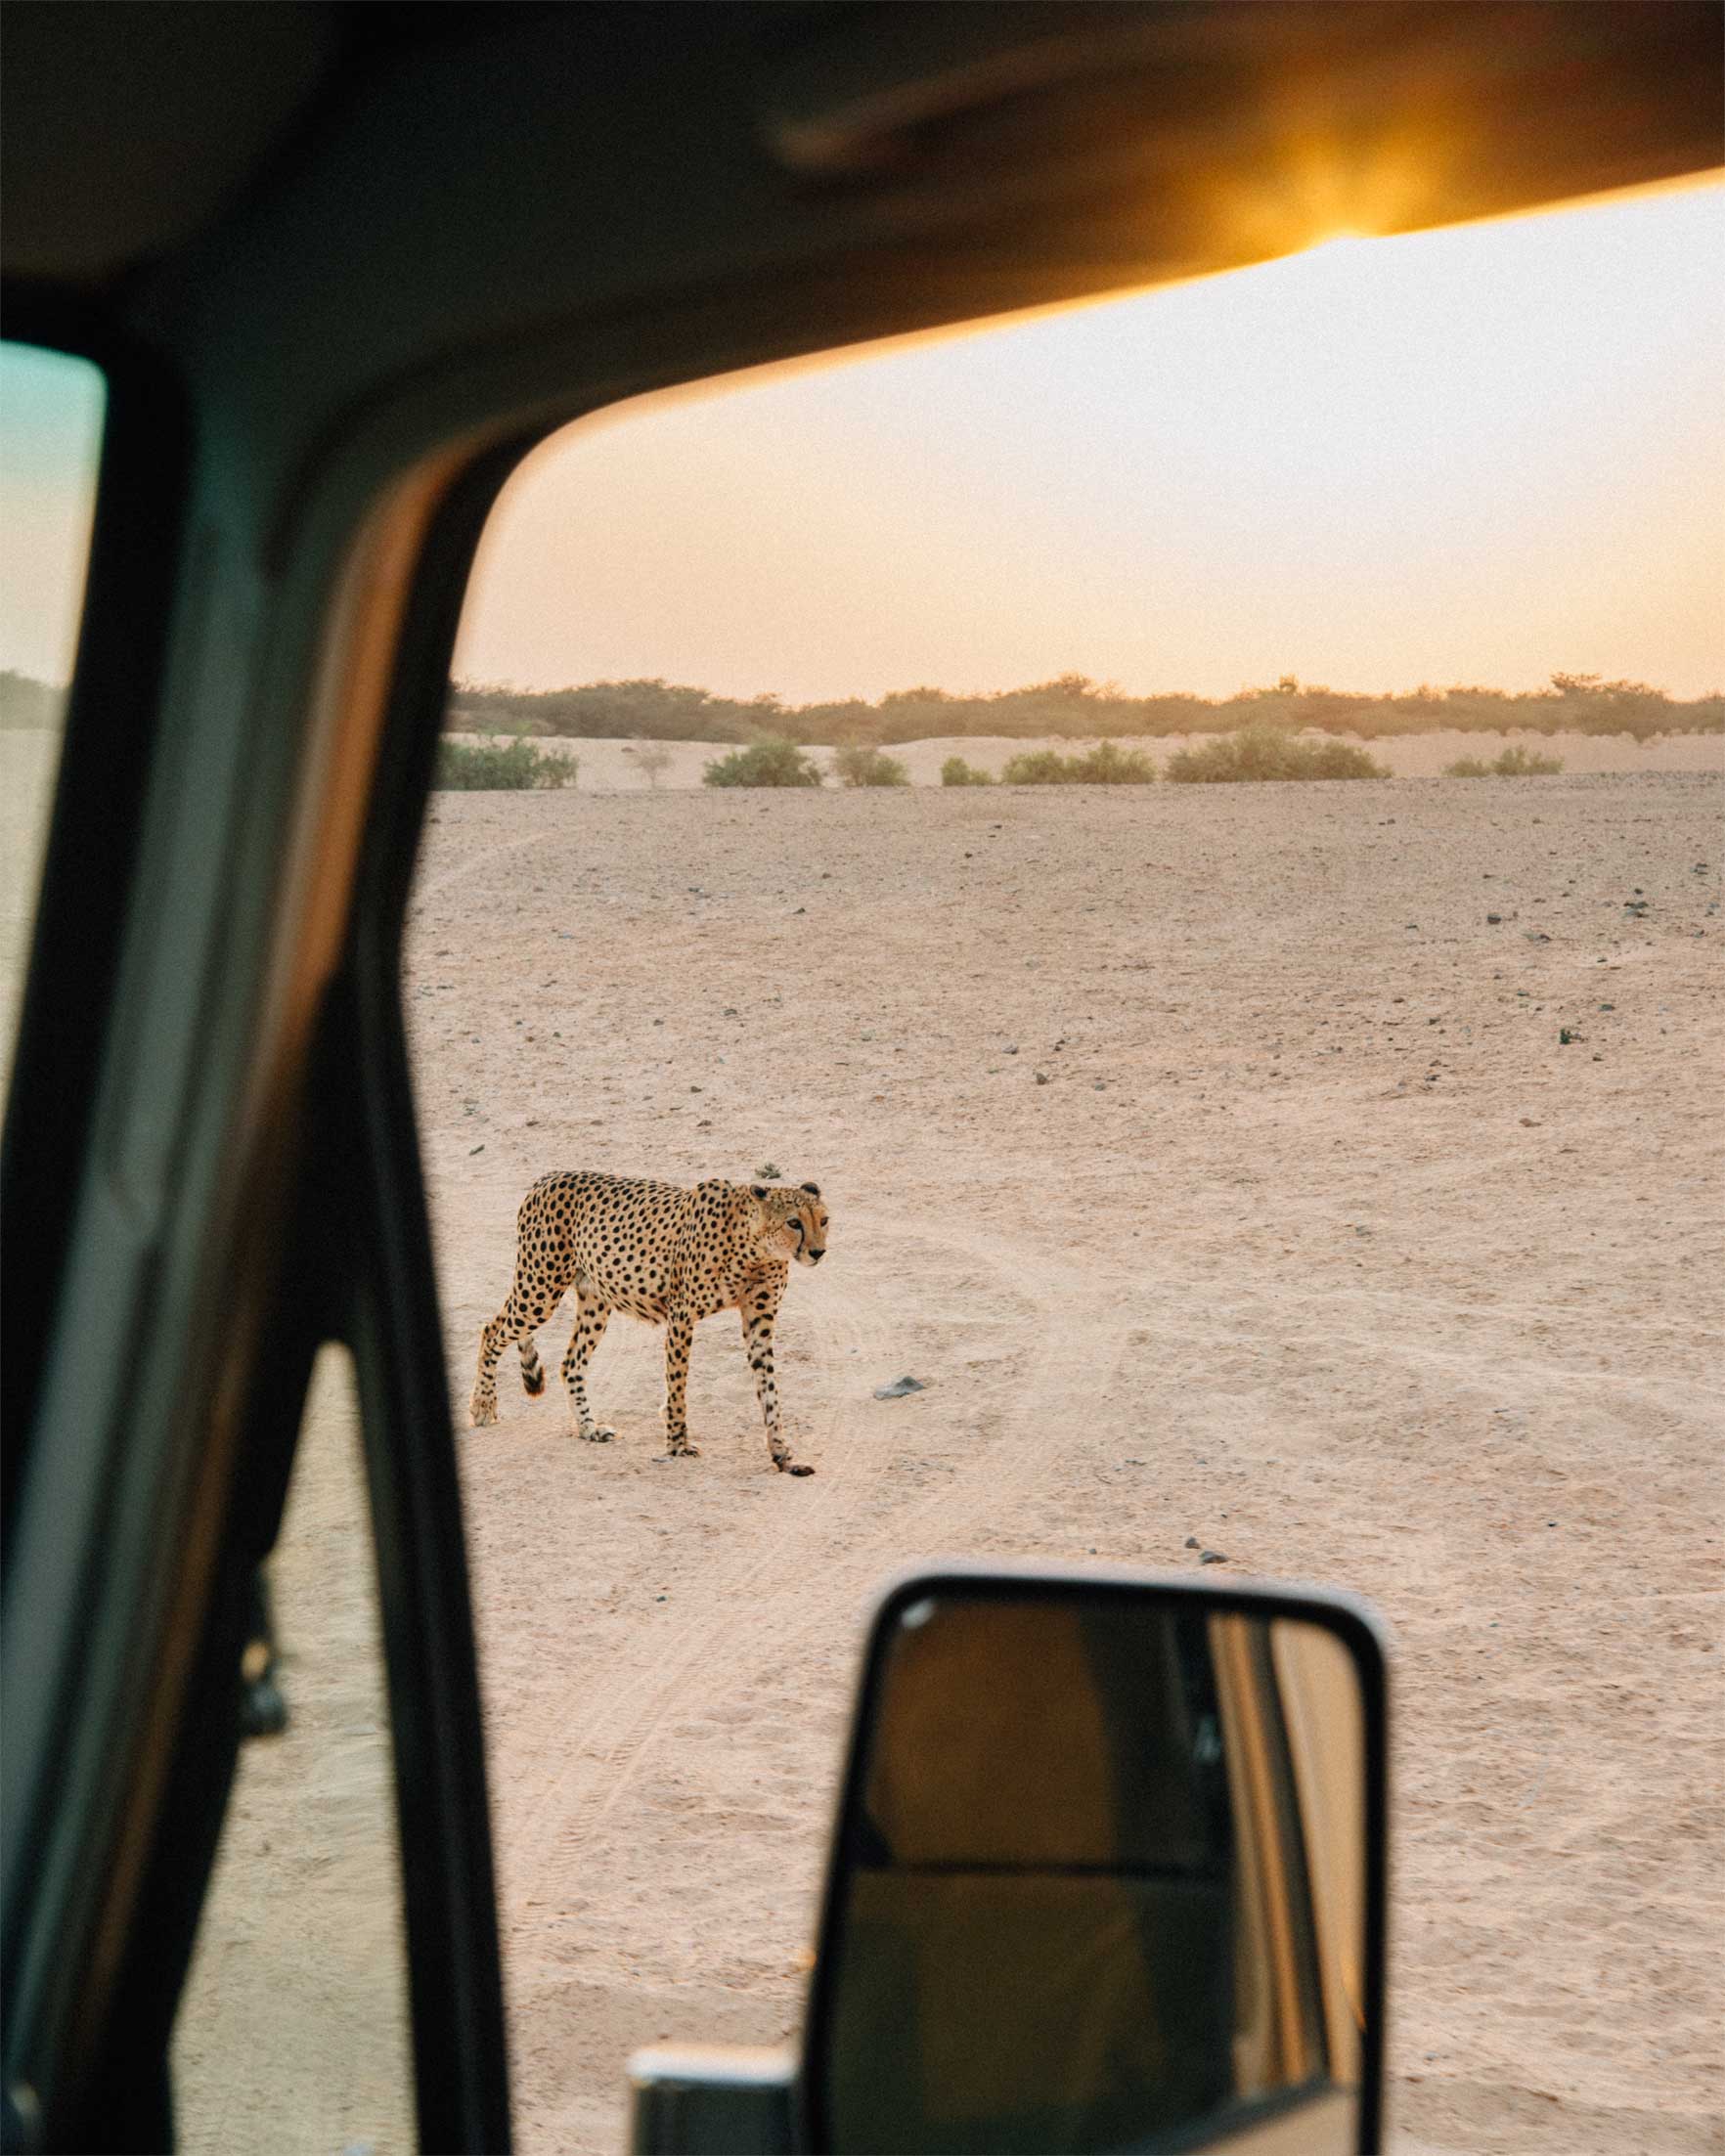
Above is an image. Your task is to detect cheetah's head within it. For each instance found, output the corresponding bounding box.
[749,1180,828,1267]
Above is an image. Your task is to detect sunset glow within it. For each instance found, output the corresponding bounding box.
[456,175,1724,704]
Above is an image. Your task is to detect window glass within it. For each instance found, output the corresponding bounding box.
[0,343,105,1091]
[422,172,1722,2153]
[172,1348,415,2156]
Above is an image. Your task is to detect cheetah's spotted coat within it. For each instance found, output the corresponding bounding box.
[468,1170,828,1474]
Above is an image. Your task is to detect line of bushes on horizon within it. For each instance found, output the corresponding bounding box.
[6,666,1717,749]
[446,670,1722,748]
[698,726,1394,787]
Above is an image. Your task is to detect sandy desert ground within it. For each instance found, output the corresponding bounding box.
[157,757,1722,2154]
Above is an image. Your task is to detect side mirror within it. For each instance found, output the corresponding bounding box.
[632,1565,1388,2155]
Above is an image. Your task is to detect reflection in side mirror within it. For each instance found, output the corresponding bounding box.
[803,1570,1387,2155]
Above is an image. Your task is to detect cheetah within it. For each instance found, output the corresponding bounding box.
[468,1170,828,1474]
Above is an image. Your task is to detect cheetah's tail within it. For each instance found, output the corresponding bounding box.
[519,1341,547,1397]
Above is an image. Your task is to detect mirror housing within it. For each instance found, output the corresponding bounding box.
[629,1565,1387,2155]
[628,2045,796,2156]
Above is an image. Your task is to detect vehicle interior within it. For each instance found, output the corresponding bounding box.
[3,5,1719,2151]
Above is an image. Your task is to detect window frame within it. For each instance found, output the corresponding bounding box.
[0,300,524,2151]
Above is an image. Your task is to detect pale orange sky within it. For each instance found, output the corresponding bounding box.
[457,175,1724,705]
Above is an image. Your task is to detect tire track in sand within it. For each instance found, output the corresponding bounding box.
[507,1219,1145,1900]
[505,1227,902,1885]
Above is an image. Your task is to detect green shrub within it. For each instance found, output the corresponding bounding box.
[1066,740,1156,783]
[1444,746,1565,777]
[1165,726,1387,783]
[940,755,995,786]
[834,743,910,787]
[1000,748,1076,785]
[702,735,823,788]
[435,736,575,789]
[1000,741,1156,784]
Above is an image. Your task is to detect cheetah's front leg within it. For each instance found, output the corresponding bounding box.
[742,1301,814,1475]
[561,1282,616,1442]
[662,1306,700,1457]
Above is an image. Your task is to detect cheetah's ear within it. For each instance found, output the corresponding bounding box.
[750,1183,769,1200]
[800,1182,821,1198]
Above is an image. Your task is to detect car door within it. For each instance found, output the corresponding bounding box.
[3,8,1717,2153]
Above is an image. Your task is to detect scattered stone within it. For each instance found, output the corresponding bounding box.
[468,1143,484,1155]
[1004,1043,1019,1055]
[1035,1071,1050,1085]
[1184,1536,1200,1549]
[1486,913,1503,924]
[873,1376,926,1400]
[1559,1028,1582,1045]
[756,1162,781,1179]
[1200,1550,1229,1565]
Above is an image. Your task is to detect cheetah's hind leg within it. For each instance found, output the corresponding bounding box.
[469,1322,502,1428]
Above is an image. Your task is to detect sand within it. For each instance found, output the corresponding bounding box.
[164,763,1721,2153]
